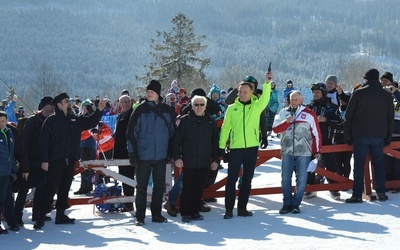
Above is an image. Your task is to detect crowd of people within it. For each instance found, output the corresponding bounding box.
[0,68,399,234]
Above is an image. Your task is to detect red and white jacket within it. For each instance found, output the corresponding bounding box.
[273,105,322,156]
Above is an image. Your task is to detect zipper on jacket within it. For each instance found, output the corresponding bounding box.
[1,130,10,160]
[292,121,295,156]
[243,105,247,148]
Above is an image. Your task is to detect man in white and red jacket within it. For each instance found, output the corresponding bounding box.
[273,90,322,215]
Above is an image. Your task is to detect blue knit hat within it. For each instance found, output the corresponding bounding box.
[208,84,221,98]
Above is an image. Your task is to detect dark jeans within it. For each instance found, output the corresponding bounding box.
[0,176,9,221]
[352,136,386,198]
[180,168,208,216]
[5,182,17,226]
[225,147,258,211]
[168,172,183,205]
[0,178,17,227]
[118,165,135,209]
[39,158,75,215]
[135,159,166,220]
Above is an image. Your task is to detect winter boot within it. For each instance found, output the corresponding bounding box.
[55,210,75,225]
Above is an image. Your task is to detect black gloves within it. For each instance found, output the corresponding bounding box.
[220,149,229,163]
[260,137,268,149]
[129,154,139,166]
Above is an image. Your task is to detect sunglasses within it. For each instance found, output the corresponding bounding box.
[244,76,257,84]
[194,103,205,107]
[310,83,325,91]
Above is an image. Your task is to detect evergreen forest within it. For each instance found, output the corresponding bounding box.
[1,0,399,110]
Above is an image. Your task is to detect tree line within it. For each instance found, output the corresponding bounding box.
[1,0,399,111]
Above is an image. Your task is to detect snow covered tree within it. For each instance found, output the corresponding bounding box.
[138,12,210,94]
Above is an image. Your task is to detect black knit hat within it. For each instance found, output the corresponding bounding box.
[146,80,161,96]
[190,88,207,98]
[39,96,53,110]
[121,89,129,95]
[364,69,379,81]
[380,71,393,83]
[52,93,69,105]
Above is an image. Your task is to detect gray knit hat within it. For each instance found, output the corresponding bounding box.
[325,75,338,85]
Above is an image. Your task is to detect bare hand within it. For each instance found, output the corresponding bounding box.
[175,159,184,168]
[211,162,219,170]
[385,85,397,94]
[266,71,273,81]
[97,99,108,111]
[337,82,343,94]
[317,116,327,123]
[41,162,49,171]
[22,172,29,181]
[286,115,294,124]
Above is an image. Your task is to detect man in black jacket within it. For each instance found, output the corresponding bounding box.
[14,96,54,227]
[34,93,107,229]
[172,95,219,222]
[113,94,135,212]
[344,69,394,203]
[305,83,342,200]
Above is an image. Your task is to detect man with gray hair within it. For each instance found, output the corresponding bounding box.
[113,94,135,212]
[172,95,219,222]
[273,91,322,214]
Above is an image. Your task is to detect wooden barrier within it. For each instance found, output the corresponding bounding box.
[63,141,400,207]
[202,142,400,201]
[68,159,173,207]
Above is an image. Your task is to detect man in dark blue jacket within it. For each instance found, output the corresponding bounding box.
[34,93,107,229]
[127,80,175,226]
[0,111,16,235]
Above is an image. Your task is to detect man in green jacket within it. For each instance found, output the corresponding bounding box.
[219,72,272,219]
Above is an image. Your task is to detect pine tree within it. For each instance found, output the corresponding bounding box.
[138,13,210,95]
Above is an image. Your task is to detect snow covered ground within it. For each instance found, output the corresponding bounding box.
[2,137,400,249]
